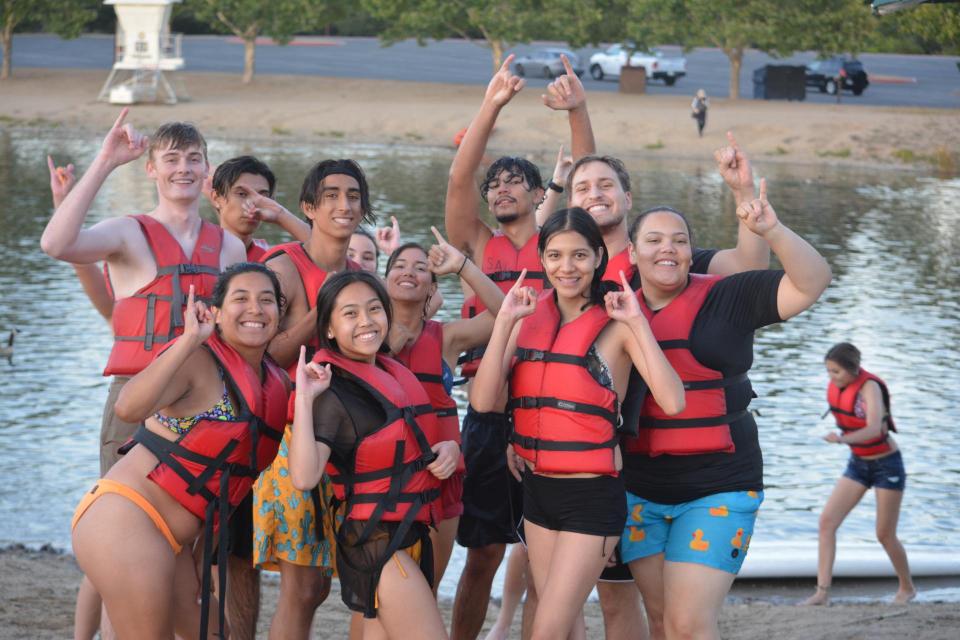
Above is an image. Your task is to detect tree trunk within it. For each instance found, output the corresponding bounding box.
[728,47,743,100]
[242,37,255,84]
[490,39,504,73]
[1,21,13,80]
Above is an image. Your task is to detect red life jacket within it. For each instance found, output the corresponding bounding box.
[827,368,896,457]
[263,242,360,420]
[246,237,271,262]
[394,320,464,473]
[128,332,288,640]
[103,215,223,376]
[509,291,620,474]
[623,274,750,457]
[459,232,548,378]
[314,349,441,530]
[603,247,636,284]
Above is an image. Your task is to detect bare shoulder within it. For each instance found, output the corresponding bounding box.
[220,232,247,268]
[265,252,305,318]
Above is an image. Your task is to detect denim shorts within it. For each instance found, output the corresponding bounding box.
[843,450,906,491]
[620,490,763,575]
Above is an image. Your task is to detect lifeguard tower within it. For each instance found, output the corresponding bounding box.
[97,0,186,105]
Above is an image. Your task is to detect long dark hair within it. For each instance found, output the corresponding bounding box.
[315,271,392,354]
[538,207,616,308]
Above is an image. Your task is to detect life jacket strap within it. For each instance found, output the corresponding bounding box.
[514,348,591,367]
[510,432,620,452]
[682,372,749,391]
[508,395,620,426]
[639,409,749,429]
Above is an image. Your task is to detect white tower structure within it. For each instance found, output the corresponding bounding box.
[97,0,186,105]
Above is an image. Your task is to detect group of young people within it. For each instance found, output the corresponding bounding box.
[40,52,914,640]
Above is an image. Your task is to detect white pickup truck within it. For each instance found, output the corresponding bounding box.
[588,45,687,85]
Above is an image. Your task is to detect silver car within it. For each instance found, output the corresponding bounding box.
[512,48,584,79]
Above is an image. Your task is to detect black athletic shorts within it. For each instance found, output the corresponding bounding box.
[599,544,633,582]
[456,406,523,548]
[522,470,626,538]
[227,492,255,560]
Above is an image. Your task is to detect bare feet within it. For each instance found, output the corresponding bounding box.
[799,585,830,606]
[893,587,917,604]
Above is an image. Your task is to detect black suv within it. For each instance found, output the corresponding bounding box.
[805,57,869,96]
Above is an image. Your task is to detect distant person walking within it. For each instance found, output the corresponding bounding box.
[691,89,709,137]
[801,342,915,606]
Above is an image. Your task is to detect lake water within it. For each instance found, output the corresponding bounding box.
[1,129,958,600]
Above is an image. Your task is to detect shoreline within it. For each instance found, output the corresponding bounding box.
[1,68,957,175]
[2,546,958,639]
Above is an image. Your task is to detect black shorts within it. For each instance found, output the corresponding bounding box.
[212,492,255,565]
[456,406,523,548]
[522,470,626,538]
[599,544,633,582]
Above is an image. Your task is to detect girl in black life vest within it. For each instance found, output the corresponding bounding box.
[802,342,915,606]
[470,208,685,640]
[288,270,458,640]
[71,263,290,640]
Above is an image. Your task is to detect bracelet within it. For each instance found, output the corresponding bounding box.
[547,180,564,193]
[457,255,469,275]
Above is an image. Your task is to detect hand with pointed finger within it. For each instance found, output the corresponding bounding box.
[246,192,289,224]
[714,131,754,198]
[296,345,332,400]
[551,144,574,185]
[47,155,76,208]
[375,216,401,256]
[500,269,537,322]
[98,108,149,168]
[736,178,780,237]
[604,270,645,323]
[427,225,467,276]
[428,440,460,480]
[183,285,215,344]
[485,54,525,108]
[541,55,586,111]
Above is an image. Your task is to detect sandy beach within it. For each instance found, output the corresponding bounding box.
[0,68,957,173]
[1,546,958,639]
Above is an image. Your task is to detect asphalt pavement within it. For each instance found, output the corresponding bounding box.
[5,34,959,109]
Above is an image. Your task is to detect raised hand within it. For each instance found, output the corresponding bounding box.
[98,108,149,169]
[604,270,645,323]
[245,192,289,223]
[183,285,215,344]
[47,155,76,208]
[485,54,525,108]
[427,440,460,480]
[714,131,754,198]
[427,225,467,276]
[375,215,401,256]
[551,144,574,186]
[736,178,781,237]
[500,269,537,322]
[541,55,586,111]
[296,345,332,400]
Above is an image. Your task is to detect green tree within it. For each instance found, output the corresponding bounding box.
[191,0,338,83]
[361,0,546,72]
[1,0,98,79]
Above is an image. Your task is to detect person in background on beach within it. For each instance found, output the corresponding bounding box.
[71,265,290,639]
[41,111,246,640]
[386,228,505,589]
[691,89,709,138]
[618,180,831,640]
[446,53,595,640]
[252,159,370,640]
[801,342,915,606]
[288,271,459,640]
[471,208,685,640]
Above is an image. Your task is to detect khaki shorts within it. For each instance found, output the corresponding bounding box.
[99,376,138,476]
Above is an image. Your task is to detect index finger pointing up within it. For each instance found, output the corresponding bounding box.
[561,54,575,77]
[759,177,767,201]
[430,225,446,245]
[619,269,634,294]
[111,107,130,132]
[500,54,515,74]
[512,268,528,290]
[726,130,740,151]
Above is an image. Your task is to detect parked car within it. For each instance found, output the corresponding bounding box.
[588,45,686,85]
[512,48,584,79]
[805,57,869,96]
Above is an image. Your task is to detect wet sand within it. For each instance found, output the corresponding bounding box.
[2,546,957,639]
[0,68,957,172]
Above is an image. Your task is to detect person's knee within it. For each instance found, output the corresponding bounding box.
[464,545,505,579]
[284,570,331,610]
[663,607,708,640]
[818,512,842,535]
[876,525,898,547]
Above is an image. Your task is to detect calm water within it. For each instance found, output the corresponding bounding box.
[1,129,958,597]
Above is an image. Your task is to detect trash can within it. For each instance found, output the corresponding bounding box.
[753,65,806,101]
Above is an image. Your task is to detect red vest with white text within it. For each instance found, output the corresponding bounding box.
[103,215,223,376]
[509,292,619,474]
[827,368,896,457]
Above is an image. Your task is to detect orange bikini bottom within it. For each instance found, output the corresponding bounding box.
[72,478,183,554]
